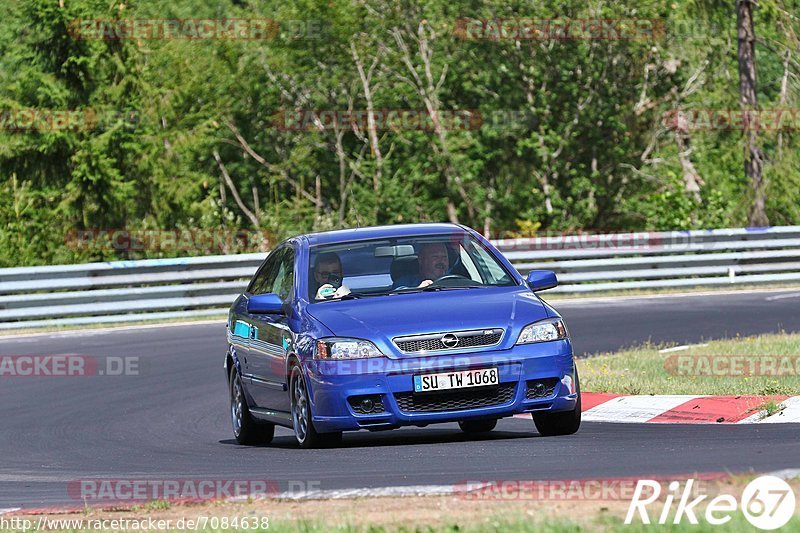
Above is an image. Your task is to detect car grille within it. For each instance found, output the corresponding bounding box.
[394,383,516,413]
[394,329,504,354]
[525,378,560,399]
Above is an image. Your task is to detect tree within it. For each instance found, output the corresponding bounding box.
[737,0,768,226]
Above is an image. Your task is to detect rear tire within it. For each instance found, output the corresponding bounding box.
[230,366,275,445]
[290,365,342,449]
[458,419,498,433]
[532,372,581,437]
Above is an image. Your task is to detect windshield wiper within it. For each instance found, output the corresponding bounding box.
[319,292,365,302]
[423,285,487,291]
[338,293,364,299]
[394,285,487,294]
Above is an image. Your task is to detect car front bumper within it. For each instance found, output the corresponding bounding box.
[305,340,578,433]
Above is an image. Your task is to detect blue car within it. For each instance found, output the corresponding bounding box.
[225,223,580,448]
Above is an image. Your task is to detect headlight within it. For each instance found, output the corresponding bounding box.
[516,318,568,345]
[315,338,384,359]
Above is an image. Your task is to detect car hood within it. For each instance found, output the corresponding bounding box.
[306,286,550,354]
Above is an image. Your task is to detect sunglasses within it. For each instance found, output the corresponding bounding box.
[317,271,342,281]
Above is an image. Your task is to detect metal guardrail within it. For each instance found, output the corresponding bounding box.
[2,226,800,330]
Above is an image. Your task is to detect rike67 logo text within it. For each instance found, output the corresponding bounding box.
[626,476,796,530]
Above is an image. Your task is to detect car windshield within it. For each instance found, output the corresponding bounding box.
[308,233,517,301]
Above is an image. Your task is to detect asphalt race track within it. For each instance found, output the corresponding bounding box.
[2,289,800,508]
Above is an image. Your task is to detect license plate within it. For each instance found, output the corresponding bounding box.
[413,367,499,393]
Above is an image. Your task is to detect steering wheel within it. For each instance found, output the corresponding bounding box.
[428,274,482,288]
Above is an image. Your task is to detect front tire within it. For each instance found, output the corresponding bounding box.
[230,366,275,445]
[290,365,342,449]
[532,372,581,437]
[458,419,498,433]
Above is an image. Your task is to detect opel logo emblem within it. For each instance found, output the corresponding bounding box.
[441,333,460,348]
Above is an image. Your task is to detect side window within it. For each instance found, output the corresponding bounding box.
[468,242,513,285]
[248,248,285,295]
[458,245,483,282]
[270,247,295,301]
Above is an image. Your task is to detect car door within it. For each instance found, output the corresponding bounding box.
[228,297,253,375]
[248,245,295,410]
[235,248,284,387]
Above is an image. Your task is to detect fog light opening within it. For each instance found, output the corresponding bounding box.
[349,394,385,414]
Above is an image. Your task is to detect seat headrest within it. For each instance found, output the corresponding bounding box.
[390,256,419,282]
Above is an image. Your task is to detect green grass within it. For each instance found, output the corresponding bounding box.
[579,332,800,395]
[145,500,171,511]
[261,513,800,532]
[9,510,800,533]
[11,512,799,533]
[759,399,784,418]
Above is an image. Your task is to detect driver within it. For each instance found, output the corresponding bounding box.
[395,242,450,289]
[312,252,351,300]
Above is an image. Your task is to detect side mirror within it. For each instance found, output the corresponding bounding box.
[526,270,558,292]
[247,293,285,314]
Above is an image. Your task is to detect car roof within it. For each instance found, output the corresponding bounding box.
[303,223,468,246]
